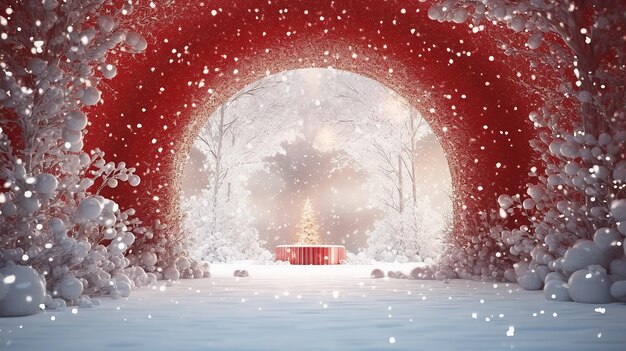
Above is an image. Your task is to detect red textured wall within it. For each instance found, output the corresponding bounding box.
[88,0,540,245]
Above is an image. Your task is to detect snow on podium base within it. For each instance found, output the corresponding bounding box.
[1,264,625,351]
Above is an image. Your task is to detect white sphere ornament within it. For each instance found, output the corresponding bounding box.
[517,270,543,290]
[58,275,83,300]
[610,258,626,278]
[62,128,82,144]
[114,273,132,287]
[610,200,626,221]
[544,271,566,284]
[68,139,84,152]
[19,195,40,214]
[163,266,180,281]
[451,7,468,23]
[560,240,603,273]
[35,173,58,195]
[78,197,103,219]
[101,64,117,79]
[122,232,135,246]
[80,87,101,106]
[125,31,148,52]
[176,257,190,270]
[543,280,571,302]
[593,228,622,251]
[140,252,158,266]
[128,175,141,187]
[102,228,117,240]
[427,6,443,21]
[1,202,17,217]
[527,32,543,49]
[64,111,88,131]
[504,268,517,283]
[0,264,46,317]
[567,267,614,303]
[610,281,626,299]
[116,281,131,298]
[97,15,115,32]
[27,58,47,75]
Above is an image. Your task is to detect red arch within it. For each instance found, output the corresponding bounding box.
[88,0,539,252]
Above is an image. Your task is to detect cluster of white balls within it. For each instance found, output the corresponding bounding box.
[514,200,626,303]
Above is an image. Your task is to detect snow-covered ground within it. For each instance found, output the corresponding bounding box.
[1,264,625,350]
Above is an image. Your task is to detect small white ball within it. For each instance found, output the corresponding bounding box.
[58,275,84,300]
[117,281,131,298]
[141,252,158,266]
[128,175,141,187]
[610,281,626,299]
[35,173,58,195]
[568,267,614,303]
[80,87,101,106]
[64,111,88,131]
[543,280,571,302]
[78,197,103,220]
[107,178,118,188]
[163,266,180,281]
[176,257,190,270]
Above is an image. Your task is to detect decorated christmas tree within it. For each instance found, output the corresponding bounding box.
[295,198,321,245]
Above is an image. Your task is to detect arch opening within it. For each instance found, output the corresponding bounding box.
[181,68,453,264]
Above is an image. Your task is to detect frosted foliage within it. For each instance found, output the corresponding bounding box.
[0,0,200,308]
[367,203,444,262]
[430,0,626,302]
[185,192,270,263]
[185,69,451,263]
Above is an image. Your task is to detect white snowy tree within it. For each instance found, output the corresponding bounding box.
[295,198,321,245]
[184,74,302,262]
[185,189,271,263]
[319,76,449,261]
[429,0,626,301]
[0,0,198,306]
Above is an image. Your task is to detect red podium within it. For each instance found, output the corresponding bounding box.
[275,245,346,265]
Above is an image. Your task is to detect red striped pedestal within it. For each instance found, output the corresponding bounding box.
[275,245,346,265]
